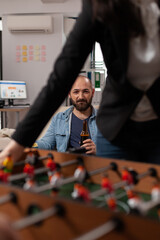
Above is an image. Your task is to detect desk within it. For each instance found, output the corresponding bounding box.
[0,106,30,128]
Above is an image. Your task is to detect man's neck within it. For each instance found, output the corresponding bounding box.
[73,106,92,120]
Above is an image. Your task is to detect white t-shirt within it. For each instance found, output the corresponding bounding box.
[127,0,160,121]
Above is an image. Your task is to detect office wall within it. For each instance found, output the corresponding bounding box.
[0,0,81,16]
[0,0,81,128]
[2,14,65,104]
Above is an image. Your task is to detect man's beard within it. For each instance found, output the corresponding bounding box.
[70,98,92,111]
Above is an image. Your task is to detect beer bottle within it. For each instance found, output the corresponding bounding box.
[80,120,89,146]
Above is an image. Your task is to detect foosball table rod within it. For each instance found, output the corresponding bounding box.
[73,217,122,240]
[33,161,120,193]
[12,203,65,230]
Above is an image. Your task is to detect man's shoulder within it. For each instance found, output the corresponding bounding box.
[91,106,98,116]
[53,106,73,119]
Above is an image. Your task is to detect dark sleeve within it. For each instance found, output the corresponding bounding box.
[12,0,97,147]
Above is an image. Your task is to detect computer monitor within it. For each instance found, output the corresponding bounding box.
[0,80,27,106]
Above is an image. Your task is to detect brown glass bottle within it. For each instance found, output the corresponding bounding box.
[80,120,89,146]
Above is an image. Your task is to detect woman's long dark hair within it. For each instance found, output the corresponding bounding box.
[91,0,145,37]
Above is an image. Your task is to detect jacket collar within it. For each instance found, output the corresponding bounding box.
[64,105,97,119]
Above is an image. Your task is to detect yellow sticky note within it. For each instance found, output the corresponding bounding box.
[22,57,27,62]
[34,56,40,61]
[35,45,40,50]
[22,45,27,50]
[34,50,40,56]
[22,51,27,56]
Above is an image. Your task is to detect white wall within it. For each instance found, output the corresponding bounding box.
[0,0,81,16]
[2,14,64,104]
[0,0,81,128]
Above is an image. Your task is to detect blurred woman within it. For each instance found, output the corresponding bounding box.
[1,0,160,163]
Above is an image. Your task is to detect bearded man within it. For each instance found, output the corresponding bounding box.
[35,75,97,155]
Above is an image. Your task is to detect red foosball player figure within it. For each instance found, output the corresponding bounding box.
[151,181,160,219]
[0,169,10,183]
[46,157,56,172]
[74,165,87,183]
[25,149,39,165]
[127,191,142,210]
[101,174,117,211]
[72,183,90,202]
[101,174,114,193]
[121,167,134,185]
[49,170,63,188]
[46,156,57,180]
[121,167,136,202]
[23,163,35,178]
[151,181,160,201]
[106,195,117,211]
[126,189,137,199]
[23,177,36,190]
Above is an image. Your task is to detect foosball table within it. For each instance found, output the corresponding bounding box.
[0,149,160,240]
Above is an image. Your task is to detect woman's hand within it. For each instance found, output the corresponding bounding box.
[0,140,25,165]
[0,214,20,240]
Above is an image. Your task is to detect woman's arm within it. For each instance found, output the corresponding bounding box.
[12,0,96,148]
[0,0,97,162]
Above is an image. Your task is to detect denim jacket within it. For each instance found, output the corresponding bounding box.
[36,106,97,152]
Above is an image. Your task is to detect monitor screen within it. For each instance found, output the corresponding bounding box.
[0,81,27,100]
